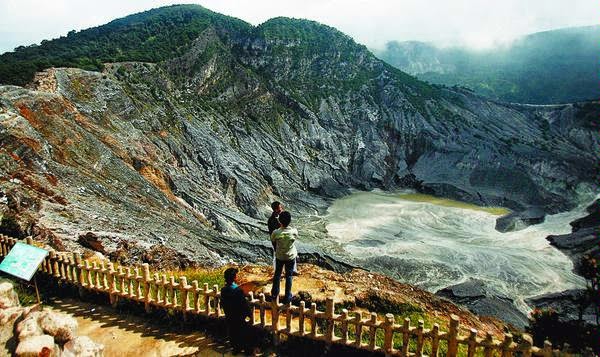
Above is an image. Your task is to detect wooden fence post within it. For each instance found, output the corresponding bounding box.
[134,267,141,299]
[142,264,151,313]
[368,312,377,350]
[402,318,410,356]
[298,301,306,335]
[501,333,513,357]
[181,276,189,321]
[50,251,60,278]
[213,284,221,317]
[466,328,477,357]
[415,320,425,356]
[447,314,460,357]
[272,295,280,345]
[542,341,552,357]
[248,292,256,325]
[520,333,533,357]
[483,332,494,357]
[94,262,102,289]
[340,309,349,344]
[100,261,107,290]
[192,281,200,313]
[259,294,266,328]
[107,262,116,305]
[285,302,292,333]
[354,312,363,347]
[325,298,335,343]
[204,283,210,315]
[309,303,317,338]
[431,323,440,357]
[74,253,85,298]
[383,313,394,355]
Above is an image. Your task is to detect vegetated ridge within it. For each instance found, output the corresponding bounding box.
[375,25,600,104]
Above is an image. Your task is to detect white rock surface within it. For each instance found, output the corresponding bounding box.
[0,278,20,309]
[63,336,105,357]
[15,334,56,357]
[1,306,25,356]
[17,312,44,341]
[39,310,79,343]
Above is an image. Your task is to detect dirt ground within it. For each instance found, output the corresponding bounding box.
[46,298,236,357]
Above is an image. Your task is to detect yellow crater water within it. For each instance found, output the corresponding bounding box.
[394,192,510,216]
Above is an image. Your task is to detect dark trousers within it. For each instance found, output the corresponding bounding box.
[226,318,251,352]
[271,258,295,302]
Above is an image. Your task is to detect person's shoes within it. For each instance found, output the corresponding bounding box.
[292,271,300,276]
[281,296,293,304]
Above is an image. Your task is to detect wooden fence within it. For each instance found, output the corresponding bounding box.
[0,235,579,356]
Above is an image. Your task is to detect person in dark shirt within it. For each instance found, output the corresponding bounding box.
[267,201,283,236]
[220,267,252,354]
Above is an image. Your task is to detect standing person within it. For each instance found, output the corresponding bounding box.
[267,201,283,271]
[268,201,283,239]
[220,268,253,354]
[267,201,299,275]
[270,211,298,303]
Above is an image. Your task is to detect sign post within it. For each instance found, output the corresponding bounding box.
[0,241,49,304]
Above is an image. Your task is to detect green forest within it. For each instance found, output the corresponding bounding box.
[0,5,249,86]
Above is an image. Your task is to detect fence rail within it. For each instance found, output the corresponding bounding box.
[0,235,576,356]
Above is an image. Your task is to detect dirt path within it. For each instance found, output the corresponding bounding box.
[46,297,234,357]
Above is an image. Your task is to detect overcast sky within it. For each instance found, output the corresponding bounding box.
[0,0,597,54]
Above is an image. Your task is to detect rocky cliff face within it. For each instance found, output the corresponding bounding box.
[0,9,598,266]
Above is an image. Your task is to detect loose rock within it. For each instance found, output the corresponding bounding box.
[17,313,44,341]
[15,334,56,357]
[0,278,20,309]
[39,311,78,343]
[63,336,105,357]
[495,207,545,232]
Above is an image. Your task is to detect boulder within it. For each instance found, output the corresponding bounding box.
[63,336,105,357]
[0,278,20,309]
[495,207,545,232]
[77,232,106,254]
[0,306,25,356]
[526,289,596,325]
[547,226,599,275]
[17,312,44,341]
[570,199,600,232]
[39,311,78,343]
[15,334,57,357]
[436,278,528,328]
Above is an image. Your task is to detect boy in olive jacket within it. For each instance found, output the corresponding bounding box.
[270,211,298,303]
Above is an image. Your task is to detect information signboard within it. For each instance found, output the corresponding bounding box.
[0,242,48,281]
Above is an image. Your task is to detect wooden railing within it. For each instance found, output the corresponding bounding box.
[0,235,577,356]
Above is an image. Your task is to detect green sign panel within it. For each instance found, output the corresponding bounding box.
[0,242,48,281]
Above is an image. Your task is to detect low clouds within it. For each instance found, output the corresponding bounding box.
[0,0,596,53]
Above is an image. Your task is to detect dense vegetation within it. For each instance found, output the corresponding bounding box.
[0,4,438,109]
[0,5,250,85]
[376,26,599,104]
